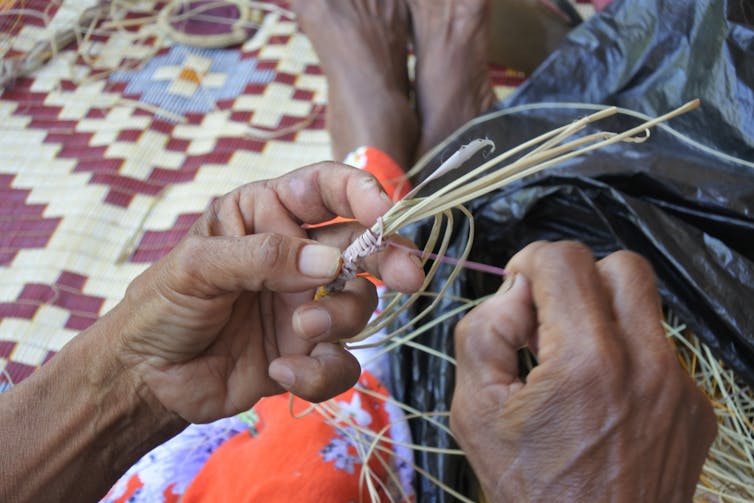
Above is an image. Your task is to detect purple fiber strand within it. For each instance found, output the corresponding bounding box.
[387,240,507,277]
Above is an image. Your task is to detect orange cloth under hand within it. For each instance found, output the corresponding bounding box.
[182,371,403,502]
[345,146,411,202]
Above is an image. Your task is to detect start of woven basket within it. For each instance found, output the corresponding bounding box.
[316,99,700,300]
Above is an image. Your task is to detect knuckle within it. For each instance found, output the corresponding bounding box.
[454,315,483,354]
[554,239,593,256]
[251,233,289,271]
[124,270,150,303]
[173,235,205,278]
[208,194,224,217]
[636,355,674,397]
[601,250,656,280]
[205,194,230,231]
[201,188,251,237]
[569,340,629,390]
[531,240,593,271]
[454,315,473,339]
[552,240,593,258]
[636,352,696,408]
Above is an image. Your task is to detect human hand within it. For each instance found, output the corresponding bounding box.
[451,241,716,502]
[112,163,424,424]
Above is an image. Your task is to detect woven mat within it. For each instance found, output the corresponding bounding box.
[0,0,572,388]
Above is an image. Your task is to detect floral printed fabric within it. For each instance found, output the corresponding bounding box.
[101,416,251,503]
[182,370,413,502]
[102,371,414,502]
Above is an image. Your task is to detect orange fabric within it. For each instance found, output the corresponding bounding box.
[346,146,411,201]
[107,474,143,503]
[182,372,398,502]
[162,484,180,503]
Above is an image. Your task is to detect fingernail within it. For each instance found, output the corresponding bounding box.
[299,245,342,279]
[498,272,517,294]
[269,362,295,389]
[294,307,332,339]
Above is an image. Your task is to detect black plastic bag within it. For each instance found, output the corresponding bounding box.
[390,1,754,500]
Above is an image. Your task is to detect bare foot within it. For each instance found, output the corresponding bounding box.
[408,0,497,155]
[292,0,419,170]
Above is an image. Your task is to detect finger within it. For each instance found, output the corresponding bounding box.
[505,241,621,363]
[454,274,536,401]
[596,251,682,391]
[309,222,425,293]
[166,233,342,297]
[190,163,392,239]
[189,189,267,238]
[268,343,361,403]
[596,251,670,353]
[367,235,425,293]
[292,277,378,342]
[267,162,393,227]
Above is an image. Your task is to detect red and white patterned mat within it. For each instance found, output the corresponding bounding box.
[0,0,564,388]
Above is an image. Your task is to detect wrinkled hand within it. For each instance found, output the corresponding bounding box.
[451,241,716,502]
[113,163,424,424]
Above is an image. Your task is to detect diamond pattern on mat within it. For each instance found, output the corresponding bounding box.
[110,45,276,117]
[0,173,62,266]
[1,359,38,388]
[130,212,201,263]
[0,270,104,331]
[1,334,57,388]
[5,99,190,207]
[0,0,63,59]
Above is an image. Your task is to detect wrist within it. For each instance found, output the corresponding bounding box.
[105,299,190,432]
[0,302,187,502]
[64,303,189,480]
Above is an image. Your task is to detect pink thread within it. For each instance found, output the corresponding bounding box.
[386,240,507,277]
[325,216,506,294]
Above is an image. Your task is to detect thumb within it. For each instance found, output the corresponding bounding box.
[166,233,342,297]
[453,274,536,405]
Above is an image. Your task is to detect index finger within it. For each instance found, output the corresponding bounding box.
[505,241,623,364]
[268,162,393,227]
[188,162,395,246]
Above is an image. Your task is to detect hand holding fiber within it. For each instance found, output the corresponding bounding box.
[451,241,716,502]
